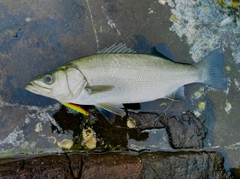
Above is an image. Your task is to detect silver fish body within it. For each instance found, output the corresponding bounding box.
[25,44,227,121]
[71,54,198,104]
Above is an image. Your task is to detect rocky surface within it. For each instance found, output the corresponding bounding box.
[0,0,239,176]
[141,151,229,179]
[128,111,207,149]
[0,151,231,179]
[160,111,207,149]
[128,112,164,130]
[81,153,142,179]
[0,155,72,178]
[230,168,240,179]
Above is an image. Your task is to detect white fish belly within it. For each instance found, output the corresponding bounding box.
[74,54,199,104]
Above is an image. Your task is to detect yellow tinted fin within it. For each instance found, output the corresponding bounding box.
[62,102,89,116]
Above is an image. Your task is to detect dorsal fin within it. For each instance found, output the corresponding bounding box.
[152,43,177,62]
[97,43,136,54]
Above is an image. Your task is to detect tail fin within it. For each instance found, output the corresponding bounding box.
[195,48,227,90]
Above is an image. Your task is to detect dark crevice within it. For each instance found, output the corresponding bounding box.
[13,28,22,38]
[78,154,85,179]
[65,153,75,179]
[65,153,85,179]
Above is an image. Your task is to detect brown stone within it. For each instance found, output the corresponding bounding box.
[140,151,229,179]
[0,158,25,178]
[0,152,235,178]
[81,153,142,179]
[0,155,72,178]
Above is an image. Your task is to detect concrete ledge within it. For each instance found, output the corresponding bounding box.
[0,151,230,179]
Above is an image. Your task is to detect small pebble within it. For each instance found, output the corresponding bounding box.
[25,17,31,22]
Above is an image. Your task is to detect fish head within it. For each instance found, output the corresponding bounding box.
[25,65,87,102]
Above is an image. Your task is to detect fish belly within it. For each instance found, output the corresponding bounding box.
[73,54,199,104]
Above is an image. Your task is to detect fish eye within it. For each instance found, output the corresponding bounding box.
[44,74,54,84]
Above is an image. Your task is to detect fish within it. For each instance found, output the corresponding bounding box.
[25,43,227,123]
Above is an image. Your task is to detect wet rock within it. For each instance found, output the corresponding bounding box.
[0,158,25,178]
[0,106,26,141]
[160,111,207,149]
[140,151,229,179]
[92,114,149,151]
[0,151,233,178]
[52,106,84,136]
[81,153,142,179]
[0,155,72,178]
[128,112,164,130]
[128,111,207,149]
[230,168,240,179]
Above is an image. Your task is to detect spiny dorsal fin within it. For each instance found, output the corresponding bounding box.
[97,43,136,54]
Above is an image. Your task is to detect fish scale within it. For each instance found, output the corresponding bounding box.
[72,54,199,105]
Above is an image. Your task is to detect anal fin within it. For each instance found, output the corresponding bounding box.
[95,103,126,123]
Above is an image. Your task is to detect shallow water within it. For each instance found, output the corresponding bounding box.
[0,0,240,174]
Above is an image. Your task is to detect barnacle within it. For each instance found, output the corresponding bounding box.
[82,127,97,149]
[127,118,137,128]
[198,102,206,112]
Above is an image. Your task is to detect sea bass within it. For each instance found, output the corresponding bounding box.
[25,43,227,122]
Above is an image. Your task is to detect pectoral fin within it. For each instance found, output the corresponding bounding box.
[85,85,115,95]
[95,103,126,123]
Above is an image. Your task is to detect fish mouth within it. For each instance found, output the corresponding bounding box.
[25,81,51,95]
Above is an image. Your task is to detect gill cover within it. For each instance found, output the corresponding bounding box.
[53,65,87,101]
[25,65,87,102]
